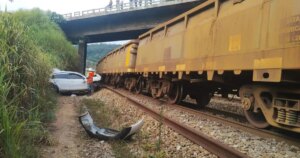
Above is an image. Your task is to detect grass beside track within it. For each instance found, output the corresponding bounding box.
[0,10,78,158]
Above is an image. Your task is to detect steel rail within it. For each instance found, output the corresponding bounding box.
[105,86,248,158]
[168,103,300,148]
[112,87,300,147]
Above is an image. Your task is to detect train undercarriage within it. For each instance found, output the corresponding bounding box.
[102,71,300,133]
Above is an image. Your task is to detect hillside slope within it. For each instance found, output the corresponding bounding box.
[86,43,121,68]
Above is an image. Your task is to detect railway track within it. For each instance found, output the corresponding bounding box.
[104,86,300,146]
[174,100,300,148]
[105,86,248,158]
[167,102,300,147]
[142,88,300,145]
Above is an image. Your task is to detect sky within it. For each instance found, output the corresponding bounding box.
[0,0,129,14]
[0,0,131,44]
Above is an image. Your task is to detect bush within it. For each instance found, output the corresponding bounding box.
[0,10,78,158]
[13,9,79,70]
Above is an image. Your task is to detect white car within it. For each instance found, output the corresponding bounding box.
[92,73,102,90]
[93,73,101,82]
[50,71,90,94]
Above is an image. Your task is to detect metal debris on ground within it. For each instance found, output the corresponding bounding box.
[79,111,144,140]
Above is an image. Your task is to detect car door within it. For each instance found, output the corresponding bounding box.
[68,73,87,90]
[53,73,69,91]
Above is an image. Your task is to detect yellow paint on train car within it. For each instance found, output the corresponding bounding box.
[96,40,138,74]
[125,44,131,67]
[143,67,149,72]
[228,34,241,52]
[176,64,186,71]
[158,66,166,71]
[254,58,282,69]
[253,57,283,82]
[127,68,134,72]
[205,61,216,70]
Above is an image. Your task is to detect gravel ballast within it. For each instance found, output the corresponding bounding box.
[99,88,300,158]
[88,89,216,158]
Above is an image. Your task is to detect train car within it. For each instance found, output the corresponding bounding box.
[97,0,300,133]
[96,40,139,89]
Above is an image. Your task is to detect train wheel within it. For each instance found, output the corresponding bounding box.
[104,76,110,84]
[150,81,159,98]
[114,76,120,88]
[244,109,269,129]
[135,79,144,94]
[242,96,270,129]
[167,83,183,104]
[180,84,188,101]
[221,92,228,98]
[150,88,158,98]
[113,81,118,88]
[195,92,211,108]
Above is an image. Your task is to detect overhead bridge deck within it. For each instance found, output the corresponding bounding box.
[60,0,204,43]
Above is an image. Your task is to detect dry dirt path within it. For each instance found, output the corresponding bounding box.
[41,96,114,158]
[41,96,81,158]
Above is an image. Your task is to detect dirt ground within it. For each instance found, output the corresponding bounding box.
[40,96,114,158]
[41,96,80,158]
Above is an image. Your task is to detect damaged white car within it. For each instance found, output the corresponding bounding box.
[50,71,90,94]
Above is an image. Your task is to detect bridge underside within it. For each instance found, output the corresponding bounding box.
[86,29,150,43]
[60,0,203,43]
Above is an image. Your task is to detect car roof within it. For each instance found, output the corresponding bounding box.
[52,71,84,76]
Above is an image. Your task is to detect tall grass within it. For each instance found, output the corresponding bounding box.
[13,9,79,70]
[0,9,78,158]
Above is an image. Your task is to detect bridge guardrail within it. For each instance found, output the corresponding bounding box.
[63,0,198,20]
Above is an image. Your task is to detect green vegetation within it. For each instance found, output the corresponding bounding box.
[0,9,78,158]
[80,99,116,127]
[86,43,121,68]
[13,9,79,70]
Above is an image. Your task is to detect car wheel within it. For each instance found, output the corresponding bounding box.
[52,84,60,94]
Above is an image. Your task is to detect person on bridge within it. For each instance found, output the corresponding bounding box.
[130,0,133,8]
[134,0,138,7]
[106,0,113,11]
[116,0,120,10]
[120,0,124,9]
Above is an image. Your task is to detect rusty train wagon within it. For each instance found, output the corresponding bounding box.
[97,0,300,133]
[96,40,139,88]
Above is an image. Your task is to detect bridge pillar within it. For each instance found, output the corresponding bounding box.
[78,40,87,74]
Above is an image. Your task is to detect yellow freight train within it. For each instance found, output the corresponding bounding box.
[97,0,300,133]
[97,40,138,87]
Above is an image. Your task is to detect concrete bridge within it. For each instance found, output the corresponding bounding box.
[59,0,204,73]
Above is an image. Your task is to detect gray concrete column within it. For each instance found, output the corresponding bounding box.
[78,39,87,74]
